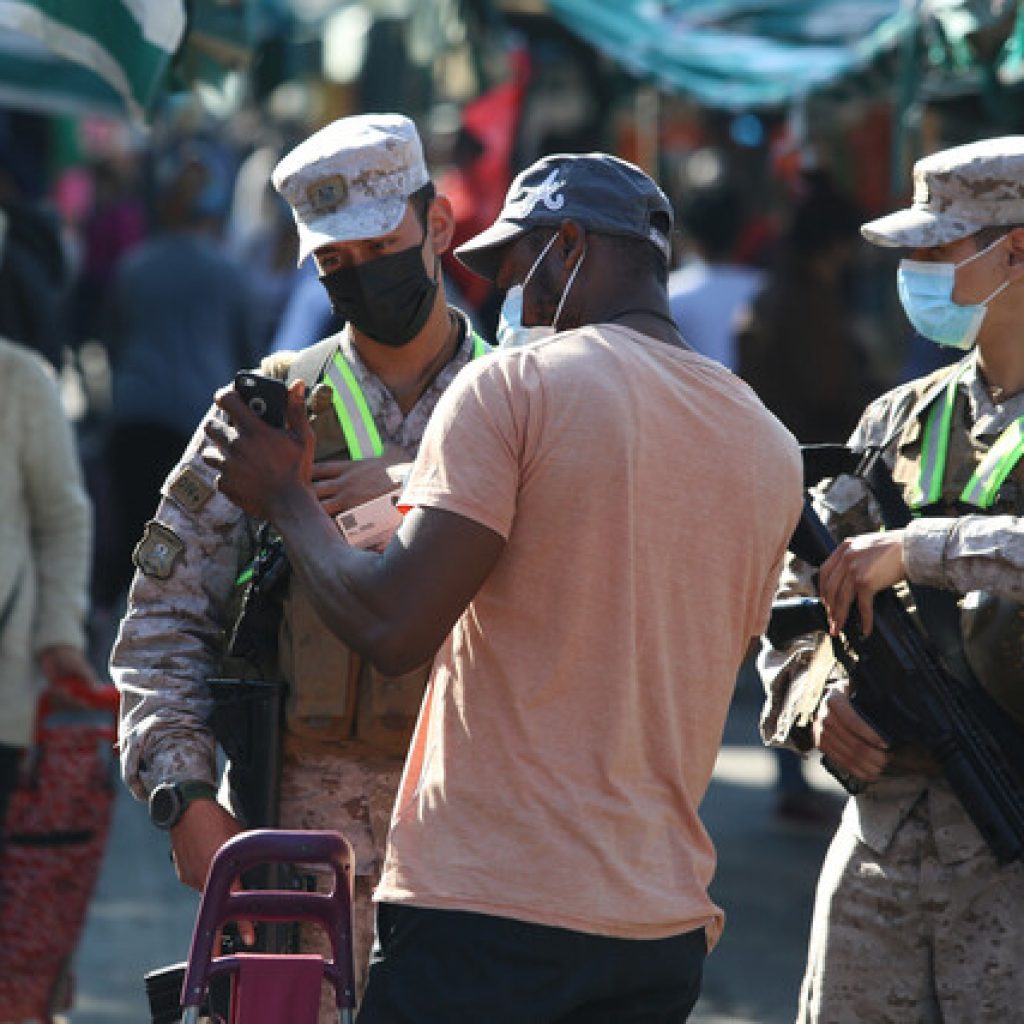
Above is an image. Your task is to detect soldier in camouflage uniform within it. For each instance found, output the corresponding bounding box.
[760,136,1024,1024]
[111,114,489,1010]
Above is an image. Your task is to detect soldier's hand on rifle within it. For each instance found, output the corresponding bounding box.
[312,443,411,517]
[206,380,314,520]
[171,799,257,946]
[819,530,907,638]
[813,682,890,785]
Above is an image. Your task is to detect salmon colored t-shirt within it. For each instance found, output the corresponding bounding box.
[379,324,802,948]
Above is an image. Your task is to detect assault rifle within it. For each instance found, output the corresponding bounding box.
[205,525,299,957]
[769,494,1024,864]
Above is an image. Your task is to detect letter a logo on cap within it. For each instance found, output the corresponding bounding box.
[510,168,566,218]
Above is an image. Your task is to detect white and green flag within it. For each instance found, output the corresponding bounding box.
[0,0,186,120]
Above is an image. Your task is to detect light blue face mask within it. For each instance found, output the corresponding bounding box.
[497,233,585,348]
[897,236,1009,351]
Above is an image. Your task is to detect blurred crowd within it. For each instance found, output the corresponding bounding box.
[0,109,330,644]
[0,100,927,821]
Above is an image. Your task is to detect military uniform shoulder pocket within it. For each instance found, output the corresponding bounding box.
[133,521,185,579]
[166,464,216,514]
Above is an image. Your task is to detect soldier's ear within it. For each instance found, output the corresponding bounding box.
[1005,227,1024,282]
[428,193,456,256]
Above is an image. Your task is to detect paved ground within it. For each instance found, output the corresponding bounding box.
[65,671,839,1023]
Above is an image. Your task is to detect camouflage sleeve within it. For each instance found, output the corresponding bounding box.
[905,514,1024,601]
[111,408,254,801]
[756,553,823,751]
[758,397,896,749]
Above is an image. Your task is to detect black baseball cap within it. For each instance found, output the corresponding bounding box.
[455,152,673,281]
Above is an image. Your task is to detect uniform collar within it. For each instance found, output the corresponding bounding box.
[955,351,1024,436]
[335,307,476,443]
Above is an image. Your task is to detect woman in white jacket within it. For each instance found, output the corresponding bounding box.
[0,333,96,847]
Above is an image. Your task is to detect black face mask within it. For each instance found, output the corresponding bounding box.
[319,231,439,347]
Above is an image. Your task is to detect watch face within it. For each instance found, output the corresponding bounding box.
[149,784,181,830]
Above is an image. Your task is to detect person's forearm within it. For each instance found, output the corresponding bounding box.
[269,482,405,671]
[904,516,1024,600]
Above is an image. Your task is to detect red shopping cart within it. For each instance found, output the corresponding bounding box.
[178,829,356,1024]
[0,676,120,1023]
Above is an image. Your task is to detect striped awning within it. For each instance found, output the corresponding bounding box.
[0,0,187,121]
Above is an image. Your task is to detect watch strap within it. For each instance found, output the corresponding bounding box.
[177,780,217,806]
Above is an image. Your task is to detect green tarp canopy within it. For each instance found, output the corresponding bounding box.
[546,0,1024,110]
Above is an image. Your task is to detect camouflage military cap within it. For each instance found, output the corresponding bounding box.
[861,135,1024,248]
[272,113,430,266]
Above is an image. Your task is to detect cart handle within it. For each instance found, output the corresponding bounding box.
[180,829,355,1012]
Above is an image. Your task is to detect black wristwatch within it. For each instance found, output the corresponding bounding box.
[148,780,217,831]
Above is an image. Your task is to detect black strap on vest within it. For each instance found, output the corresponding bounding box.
[801,443,979,691]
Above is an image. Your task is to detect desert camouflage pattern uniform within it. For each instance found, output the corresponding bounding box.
[860,138,1024,249]
[760,350,1024,1023]
[903,511,1024,600]
[279,754,402,1007]
[113,316,480,1014]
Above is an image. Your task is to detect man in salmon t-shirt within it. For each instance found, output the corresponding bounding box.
[204,152,804,1022]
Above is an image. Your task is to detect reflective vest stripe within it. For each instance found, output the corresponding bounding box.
[960,416,1024,508]
[325,352,383,461]
[913,365,969,509]
[472,332,491,358]
[914,364,1024,510]
[324,333,490,462]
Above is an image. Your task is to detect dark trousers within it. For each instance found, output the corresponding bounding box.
[0,742,23,860]
[357,904,705,1024]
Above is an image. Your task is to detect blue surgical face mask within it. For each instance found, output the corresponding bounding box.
[497,233,586,348]
[897,236,1010,350]
[496,284,554,349]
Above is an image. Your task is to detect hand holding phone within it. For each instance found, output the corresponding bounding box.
[233,371,288,428]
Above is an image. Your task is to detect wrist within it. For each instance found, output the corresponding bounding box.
[266,478,317,533]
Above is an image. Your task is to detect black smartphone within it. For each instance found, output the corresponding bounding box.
[233,371,288,428]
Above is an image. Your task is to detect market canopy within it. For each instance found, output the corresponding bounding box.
[546,0,1024,110]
